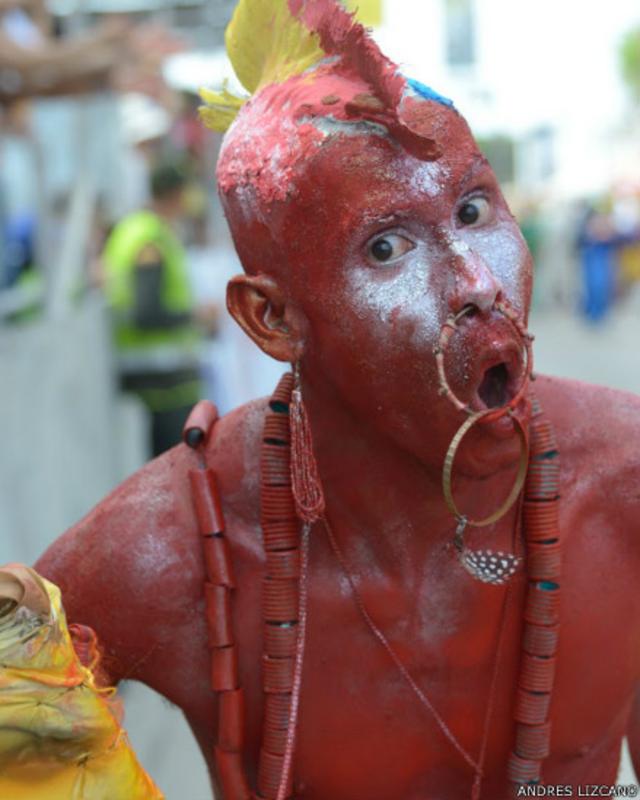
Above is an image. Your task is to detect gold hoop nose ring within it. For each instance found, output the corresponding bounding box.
[435,300,534,423]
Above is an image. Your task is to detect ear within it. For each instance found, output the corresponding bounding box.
[226,274,305,363]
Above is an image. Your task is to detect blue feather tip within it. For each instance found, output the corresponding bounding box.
[406,77,455,109]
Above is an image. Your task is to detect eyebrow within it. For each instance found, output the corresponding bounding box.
[345,209,415,238]
[459,153,492,188]
[367,211,412,227]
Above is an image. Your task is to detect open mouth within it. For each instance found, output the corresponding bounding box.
[477,362,513,409]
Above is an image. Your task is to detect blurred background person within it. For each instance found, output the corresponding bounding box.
[575,202,620,323]
[574,193,640,323]
[102,162,217,456]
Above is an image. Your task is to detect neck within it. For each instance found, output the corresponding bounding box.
[151,201,176,224]
[300,370,523,579]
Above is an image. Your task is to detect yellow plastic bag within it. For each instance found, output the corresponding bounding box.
[0,564,163,800]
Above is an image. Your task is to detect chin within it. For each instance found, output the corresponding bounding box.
[457,433,523,479]
[455,403,529,480]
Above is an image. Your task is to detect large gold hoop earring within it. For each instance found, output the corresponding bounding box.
[442,409,529,584]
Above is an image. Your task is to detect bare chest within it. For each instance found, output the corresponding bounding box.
[168,502,640,800]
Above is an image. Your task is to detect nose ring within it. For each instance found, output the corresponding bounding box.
[433,299,534,424]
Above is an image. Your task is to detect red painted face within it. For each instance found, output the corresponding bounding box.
[276,104,534,476]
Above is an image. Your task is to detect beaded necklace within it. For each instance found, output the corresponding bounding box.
[184,377,561,799]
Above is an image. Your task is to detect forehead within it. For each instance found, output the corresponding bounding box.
[287,107,487,230]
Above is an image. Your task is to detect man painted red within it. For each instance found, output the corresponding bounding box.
[29,1,640,798]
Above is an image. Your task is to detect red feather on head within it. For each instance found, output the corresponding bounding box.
[287,0,442,158]
[215,0,456,274]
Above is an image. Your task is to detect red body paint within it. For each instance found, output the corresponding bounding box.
[35,1,640,797]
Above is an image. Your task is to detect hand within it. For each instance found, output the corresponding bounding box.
[100,13,132,37]
[109,20,185,97]
[126,22,186,59]
[0,0,42,13]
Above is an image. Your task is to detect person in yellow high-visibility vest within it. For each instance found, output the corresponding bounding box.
[103,164,216,456]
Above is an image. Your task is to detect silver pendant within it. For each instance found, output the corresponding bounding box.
[454,517,521,585]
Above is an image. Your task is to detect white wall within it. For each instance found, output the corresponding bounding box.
[378,0,640,195]
[0,296,146,564]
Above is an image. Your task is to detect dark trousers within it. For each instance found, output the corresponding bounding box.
[150,403,194,457]
[120,367,201,458]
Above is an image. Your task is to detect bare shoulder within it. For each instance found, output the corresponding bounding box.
[534,374,640,529]
[534,374,640,458]
[35,399,267,683]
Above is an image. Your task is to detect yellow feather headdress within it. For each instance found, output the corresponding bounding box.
[200,0,325,133]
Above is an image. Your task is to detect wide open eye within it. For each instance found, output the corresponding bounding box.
[457,197,491,227]
[367,233,415,265]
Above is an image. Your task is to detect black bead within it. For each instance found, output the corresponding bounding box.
[185,427,205,449]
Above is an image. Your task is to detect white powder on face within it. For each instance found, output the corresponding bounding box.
[306,115,390,139]
[219,108,321,212]
[469,226,529,313]
[410,161,450,199]
[231,183,264,227]
[436,226,473,261]
[221,112,390,228]
[347,247,442,346]
[449,237,472,258]
[342,222,529,392]
[337,163,451,346]
[435,221,529,314]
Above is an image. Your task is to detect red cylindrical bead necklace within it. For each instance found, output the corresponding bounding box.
[183,378,561,798]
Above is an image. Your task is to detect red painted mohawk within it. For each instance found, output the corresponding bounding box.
[203,0,456,270]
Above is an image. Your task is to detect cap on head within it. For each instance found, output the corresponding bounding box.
[201,0,458,269]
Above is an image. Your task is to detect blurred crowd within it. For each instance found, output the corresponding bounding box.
[0,0,200,302]
[0,0,287,459]
[574,188,640,322]
[515,187,640,324]
[1,91,210,292]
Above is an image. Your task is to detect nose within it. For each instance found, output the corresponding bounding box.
[449,246,502,316]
